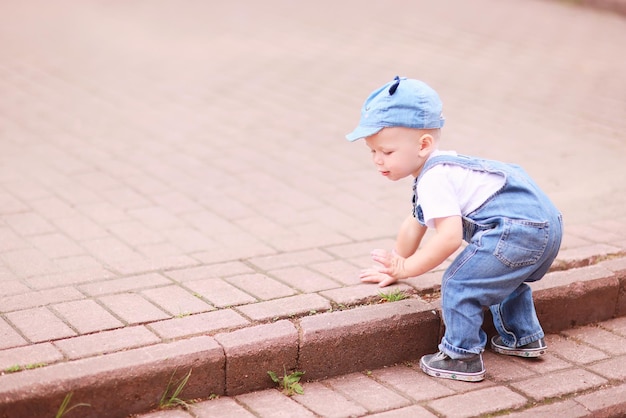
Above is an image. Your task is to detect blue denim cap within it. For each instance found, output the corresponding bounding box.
[345,76,445,142]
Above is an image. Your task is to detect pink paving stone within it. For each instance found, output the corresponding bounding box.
[587,356,626,380]
[224,273,297,300]
[372,365,455,402]
[148,309,250,340]
[0,318,27,350]
[235,389,317,418]
[0,227,29,252]
[81,236,144,264]
[139,409,193,418]
[269,265,342,292]
[98,293,170,325]
[325,372,412,413]
[5,307,76,343]
[28,233,85,258]
[507,352,572,375]
[190,397,256,418]
[309,259,362,285]
[141,285,214,316]
[0,248,59,277]
[511,369,608,401]
[574,382,626,415]
[504,399,589,418]
[76,201,130,224]
[0,343,63,371]
[0,279,29,297]
[165,262,255,282]
[162,227,216,253]
[51,299,124,334]
[368,405,439,418]
[25,267,115,290]
[184,278,257,308]
[544,334,608,364]
[600,315,626,336]
[247,248,334,270]
[0,286,84,313]
[235,293,332,322]
[427,386,528,418]
[54,255,103,272]
[53,326,160,359]
[481,351,539,382]
[1,212,55,236]
[531,264,614,291]
[110,254,199,276]
[291,382,369,418]
[108,221,164,246]
[562,325,626,355]
[52,215,109,240]
[79,272,172,296]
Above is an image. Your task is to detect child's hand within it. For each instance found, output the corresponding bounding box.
[359,249,406,287]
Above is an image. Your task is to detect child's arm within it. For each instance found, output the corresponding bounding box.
[395,214,427,257]
[361,215,463,287]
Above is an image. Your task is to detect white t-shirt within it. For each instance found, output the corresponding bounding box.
[417,150,506,228]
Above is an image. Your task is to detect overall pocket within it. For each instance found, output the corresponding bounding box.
[494,218,549,268]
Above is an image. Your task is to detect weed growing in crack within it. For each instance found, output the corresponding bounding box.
[159,368,193,410]
[268,367,305,396]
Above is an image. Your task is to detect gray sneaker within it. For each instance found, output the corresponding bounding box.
[419,351,485,382]
[491,336,547,358]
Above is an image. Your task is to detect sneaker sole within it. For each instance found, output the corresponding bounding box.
[419,358,485,382]
[491,344,546,358]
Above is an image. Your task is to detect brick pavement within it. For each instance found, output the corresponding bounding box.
[0,0,625,417]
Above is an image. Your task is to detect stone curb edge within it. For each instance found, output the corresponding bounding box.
[0,256,625,418]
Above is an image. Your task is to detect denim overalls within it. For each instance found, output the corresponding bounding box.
[413,154,563,359]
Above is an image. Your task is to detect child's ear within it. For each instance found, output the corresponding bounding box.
[418,133,435,152]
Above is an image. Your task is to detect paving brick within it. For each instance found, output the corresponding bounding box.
[269,266,341,292]
[110,254,199,276]
[292,382,369,418]
[141,285,214,316]
[511,369,608,401]
[81,237,144,264]
[51,299,124,334]
[544,334,608,364]
[133,408,193,418]
[27,233,84,259]
[236,294,331,322]
[0,318,27,350]
[481,351,538,382]
[368,405,439,418]
[309,259,362,286]
[98,293,170,325]
[247,249,334,271]
[53,326,160,359]
[299,300,440,381]
[504,399,589,417]
[320,283,413,306]
[6,307,76,343]
[1,213,55,236]
[0,227,32,252]
[0,343,63,371]
[165,263,255,282]
[25,267,115,290]
[235,389,317,418]
[108,221,164,246]
[184,278,257,308]
[0,279,29,296]
[214,320,298,395]
[52,215,109,241]
[0,248,59,277]
[0,286,84,313]
[427,386,527,418]
[79,273,172,296]
[600,315,626,336]
[224,273,297,301]
[574,382,626,417]
[325,372,412,413]
[149,309,250,340]
[587,356,626,381]
[563,325,626,355]
[190,397,256,417]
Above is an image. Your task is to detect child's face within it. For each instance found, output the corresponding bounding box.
[364,127,432,181]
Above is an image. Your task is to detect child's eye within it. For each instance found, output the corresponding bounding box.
[383,150,393,156]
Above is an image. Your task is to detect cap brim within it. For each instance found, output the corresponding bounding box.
[345,125,384,142]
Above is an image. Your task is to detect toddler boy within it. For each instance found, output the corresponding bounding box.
[346,76,563,382]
